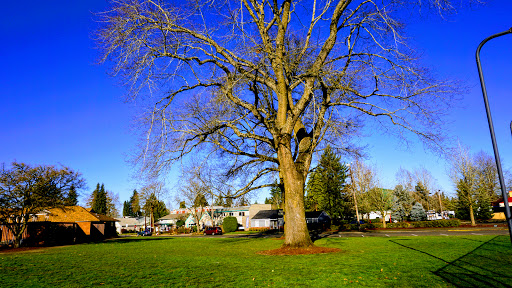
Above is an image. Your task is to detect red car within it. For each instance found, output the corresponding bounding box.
[204,227,223,235]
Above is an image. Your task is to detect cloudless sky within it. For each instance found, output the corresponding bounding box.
[1,0,511,209]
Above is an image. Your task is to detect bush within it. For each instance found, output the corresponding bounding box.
[386,222,411,229]
[341,219,460,230]
[177,226,190,234]
[329,225,340,232]
[410,219,461,228]
[176,219,185,227]
[223,217,239,233]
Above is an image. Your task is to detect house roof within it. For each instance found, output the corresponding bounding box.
[89,211,118,222]
[36,206,117,223]
[42,206,99,222]
[492,197,512,206]
[251,210,282,220]
[216,206,251,212]
[158,214,184,220]
[115,217,140,226]
[305,211,330,219]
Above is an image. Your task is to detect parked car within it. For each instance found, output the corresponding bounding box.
[350,220,366,224]
[204,227,222,235]
[137,229,152,236]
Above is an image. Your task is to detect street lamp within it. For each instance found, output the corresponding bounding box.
[476,28,512,244]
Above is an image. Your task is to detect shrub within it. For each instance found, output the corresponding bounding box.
[410,219,461,228]
[176,220,185,227]
[341,219,460,230]
[177,226,189,234]
[223,216,239,233]
[329,225,340,232]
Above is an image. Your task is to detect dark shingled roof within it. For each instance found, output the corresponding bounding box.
[305,211,325,218]
[251,210,283,220]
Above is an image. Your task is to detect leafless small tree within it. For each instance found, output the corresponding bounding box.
[350,159,379,220]
[367,188,394,228]
[396,167,440,211]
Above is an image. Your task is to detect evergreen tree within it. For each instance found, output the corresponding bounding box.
[89,183,100,209]
[179,201,186,209]
[392,185,413,221]
[194,193,209,207]
[304,146,349,220]
[266,180,284,208]
[213,194,224,206]
[123,200,131,217]
[410,202,427,221]
[455,178,472,220]
[475,195,493,220]
[392,203,408,222]
[305,171,323,211]
[105,190,120,217]
[98,184,108,214]
[90,183,108,215]
[236,195,249,206]
[224,191,233,207]
[414,181,430,210]
[65,184,79,206]
[129,189,141,216]
[144,193,169,220]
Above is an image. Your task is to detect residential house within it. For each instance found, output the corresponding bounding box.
[185,212,213,229]
[492,191,512,220]
[156,213,186,231]
[216,206,250,230]
[305,211,331,230]
[250,209,284,229]
[1,206,117,246]
[46,206,118,240]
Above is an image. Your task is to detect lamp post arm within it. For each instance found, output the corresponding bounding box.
[475,28,512,244]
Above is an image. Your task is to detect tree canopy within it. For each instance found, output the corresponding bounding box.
[0,162,85,247]
[96,0,469,248]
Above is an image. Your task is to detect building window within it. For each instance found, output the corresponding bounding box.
[229,212,234,216]
[239,212,245,216]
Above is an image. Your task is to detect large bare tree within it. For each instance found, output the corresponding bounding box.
[96,0,465,248]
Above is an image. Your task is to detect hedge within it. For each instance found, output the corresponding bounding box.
[340,219,461,230]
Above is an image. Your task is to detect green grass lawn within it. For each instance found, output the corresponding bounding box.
[1,235,511,287]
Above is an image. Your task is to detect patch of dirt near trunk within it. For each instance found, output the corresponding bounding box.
[0,246,48,254]
[257,245,341,255]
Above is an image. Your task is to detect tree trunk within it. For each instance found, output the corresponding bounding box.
[278,140,313,248]
[381,213,387,229]
[469,203,476,226]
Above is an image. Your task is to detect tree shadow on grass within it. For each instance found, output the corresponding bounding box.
[390,236,512,288]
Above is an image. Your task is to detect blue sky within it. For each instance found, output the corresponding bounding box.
[1,1,511,209]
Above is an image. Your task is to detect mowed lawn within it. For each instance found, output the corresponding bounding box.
[1,235,511,287]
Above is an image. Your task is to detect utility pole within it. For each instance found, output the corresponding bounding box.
[347,164,361,228]
[476,28,512,244]
[437,190,443,218]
